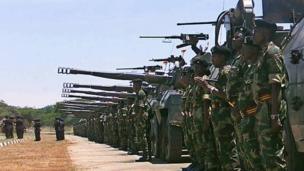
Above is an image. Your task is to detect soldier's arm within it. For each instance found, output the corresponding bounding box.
[203,94,211,131]
[266,51,285,119]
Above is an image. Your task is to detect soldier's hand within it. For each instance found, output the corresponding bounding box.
[194,77,208,88]
[271,117,282,134]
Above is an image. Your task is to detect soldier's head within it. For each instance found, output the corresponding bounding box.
[253,20,277,45]
[241,36,261,64]
[132,79,142,93]
[190,53,211,77]
[178,66,194,88]
[211,46,231,68]
[232,27,251,52]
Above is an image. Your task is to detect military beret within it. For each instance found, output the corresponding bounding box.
[34,119,40,121]
[211,46,232,58]
[191,53,212,67]
[255,20,277,32]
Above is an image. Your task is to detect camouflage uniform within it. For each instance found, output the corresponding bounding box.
[182,85,196,164]
[238,63,263,170]
[103,115,110,144]
[192,84,219,170]
[209,64,239,170]
[226,54,249,169]
[127,103,138,154]
[134,89,149,159]
[118,107,128,150]
[251,42,286,170]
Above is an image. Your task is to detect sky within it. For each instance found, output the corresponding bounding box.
[0,0,263,108]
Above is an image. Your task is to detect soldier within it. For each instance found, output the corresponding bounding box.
[2,116,11,139]
[251,19,286,170]
[110,104,120,147]
[97,114,104,143]
[184,53,219,171]
[126,96,138,155]
[117,100,128,150]
[238,37,264,170]
[7,116,14,139]
[195,46,240,170]
[54,117,60,140]
[227,27,252,170]
[132,79,149,161]
[59,118,65,140]
[15,116,25,139]
[33,119,41,141]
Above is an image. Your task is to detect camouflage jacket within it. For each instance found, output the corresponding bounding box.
[252,42,287,103]
[226,55,248,103]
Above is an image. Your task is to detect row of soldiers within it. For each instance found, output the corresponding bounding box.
[73,19,287,171]
[74,79,152,161]
[1,115,26,139]
[181,20,286,171]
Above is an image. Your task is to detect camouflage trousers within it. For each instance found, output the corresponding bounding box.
[118,119,128,149]
[135,117,148,157]
[127,119,138,153]
[211,106,239,170]
[240,116,263,170]
[182,115,196,163]
[255,102,286,171]
[183,110,218,170]
[113,121,120,147]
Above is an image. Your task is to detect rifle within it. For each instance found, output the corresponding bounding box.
[116,65,162,73]
[139,33,209,49]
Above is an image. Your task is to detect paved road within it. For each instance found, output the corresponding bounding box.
[67,135,190,171]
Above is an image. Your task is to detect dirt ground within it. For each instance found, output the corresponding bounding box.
[67,135,190,171]
[0,134,189,171]
[0,134,74,171]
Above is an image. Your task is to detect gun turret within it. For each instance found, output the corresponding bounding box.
[62,89,136,98]
[58,68,172,85]
[139,33,209,49]
[150,55,186,67]
[116,65,162,73]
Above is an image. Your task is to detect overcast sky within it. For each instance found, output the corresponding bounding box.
[0,0,263,108]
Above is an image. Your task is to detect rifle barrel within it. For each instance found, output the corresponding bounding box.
[177,21,217,26]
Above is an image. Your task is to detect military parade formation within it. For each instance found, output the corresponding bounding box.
[0,0,281,170]
[56,0,304,170]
